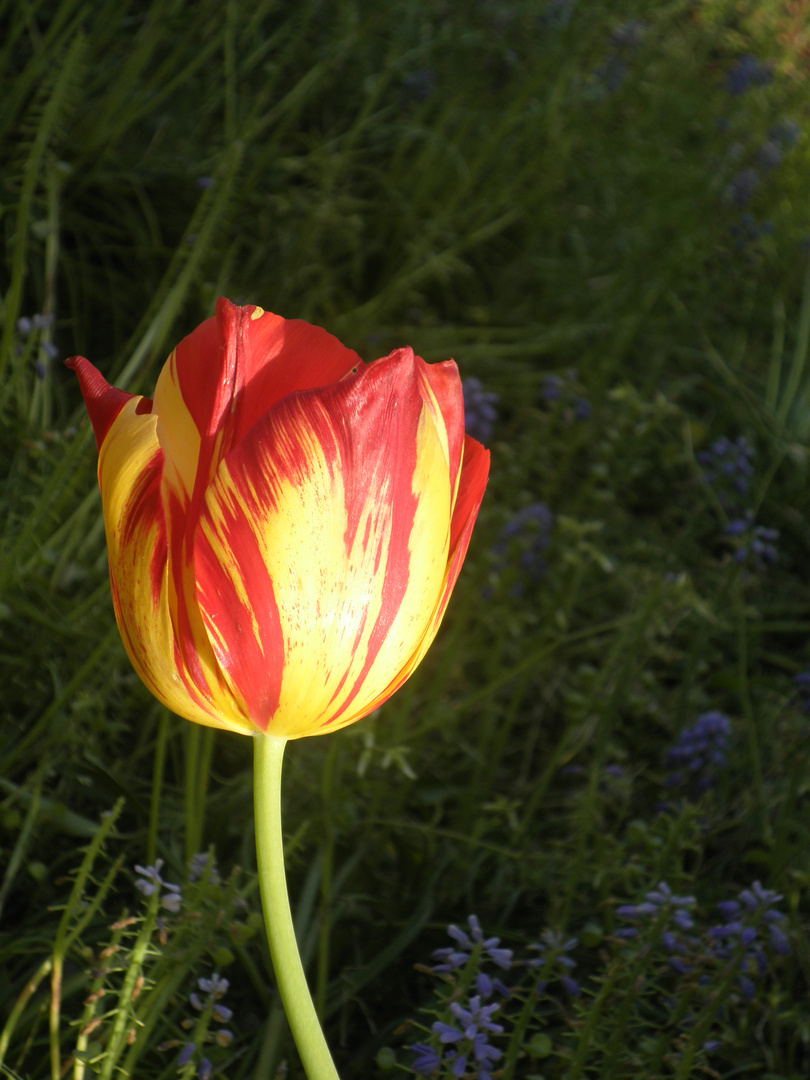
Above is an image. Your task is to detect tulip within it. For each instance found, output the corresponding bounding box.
[68,297,489,1080]
[67,297,489,740]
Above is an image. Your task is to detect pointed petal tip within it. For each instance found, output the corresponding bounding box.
[66,355,137,452]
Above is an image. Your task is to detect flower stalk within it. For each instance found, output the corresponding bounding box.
[253,734,340,1080]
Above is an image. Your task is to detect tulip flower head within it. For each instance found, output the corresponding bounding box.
[68,299,489,739]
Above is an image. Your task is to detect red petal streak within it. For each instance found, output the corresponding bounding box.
[65,357,140,451]
[334,435,490,729]
[194,490,284,730]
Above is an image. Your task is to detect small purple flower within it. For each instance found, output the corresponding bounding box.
[593,55,627,94]
[188,851,221,884]
[410,1042,441,1075]
[134,860,164,896]
[432,915,513,973]
[449,996,504,1037]
[177,1042,196,1066]
[462,377,499,444]
[197,1059,213,1080]
[725,54,773,96]
[697,435,754,509]
[724,511,779,568]
[664,712,731,795]
[491,503,554,592]
[430,996,504,1077]
[161,881,182,912]
[726,168,759,209]
[756,140,783,171]
[707,880,789,997]
[198,973,230,998]
[769,119,801,146]
[615,881,698,970]
[528,930,580,995]
[542,374,565,401]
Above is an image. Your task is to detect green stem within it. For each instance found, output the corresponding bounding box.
[253,734,340,1080]
[316,740,339,1019]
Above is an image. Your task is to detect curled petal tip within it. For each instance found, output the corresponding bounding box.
[66,355,139,452]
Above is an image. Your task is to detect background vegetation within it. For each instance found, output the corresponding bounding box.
[2,1,810,1077]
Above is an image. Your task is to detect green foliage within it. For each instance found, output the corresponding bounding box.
[2,0,810,1077]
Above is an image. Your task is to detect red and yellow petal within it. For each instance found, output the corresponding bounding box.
[337,433,490,726]
[152,298,363,512]
[193,348,455,737]
[96,397,251,733]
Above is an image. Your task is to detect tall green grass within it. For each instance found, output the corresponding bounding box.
[2,1,810,1077]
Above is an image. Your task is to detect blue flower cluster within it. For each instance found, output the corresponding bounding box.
[431,914,513,977]
[707,881,790,1000]
[15,311,59,380]
[134,859,182,913]
[405,879,791,1076]
[177,973,234,1078]
[614,878,790,1042]
[725,54,773,96]
[462,377,499,444]
[664,711,732,795]
[590,20,647,96]
[696,435,754,510]
[527,929,580,997]
[696,435,779,569]
[616,882,697,974]
[724,511,779,568]
[491,503,554,593]
[541,369,591,421]
[188,850,221,885]
[429,996,504,1079]
[410,916,512,1078]
[718,56,801,244]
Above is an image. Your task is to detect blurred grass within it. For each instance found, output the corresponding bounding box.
[2,0,810,1077]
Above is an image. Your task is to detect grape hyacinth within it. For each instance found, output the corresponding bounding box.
[615,882,698,974]
[175,973,234,1074]
[696,435,754,510]
[412,994,505,1080]
[491,503,554,593]
[541,368,591,421]
[664,711,732,796]
[188,850,221,885]
[431,914,513,975]
[724,511,779,569]
[707,881,790,1000]
[725,54,773,96]
[133,859,183,912]
[462,377,499,444]
[15,310,59,380]
[527,930,581,996]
